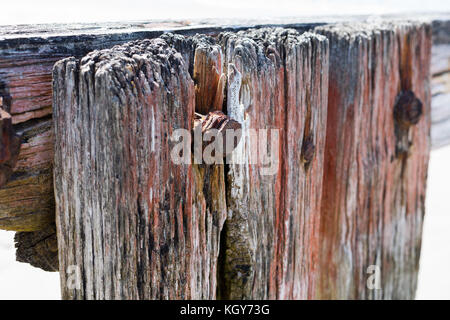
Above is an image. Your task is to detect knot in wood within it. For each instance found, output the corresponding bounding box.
[394,90,423,127]
[301,135,315,164]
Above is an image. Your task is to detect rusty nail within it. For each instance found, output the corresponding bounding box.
[194,111,242,156]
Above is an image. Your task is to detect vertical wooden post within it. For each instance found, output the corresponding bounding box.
[315,22,431,299]
[53,29,330,300]
[217,28,329,299]
[54,39,193,299]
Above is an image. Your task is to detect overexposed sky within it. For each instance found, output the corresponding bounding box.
[0,0,449,25]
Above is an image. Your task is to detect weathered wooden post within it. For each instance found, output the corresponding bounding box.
[0,16,443,300]
[53,28,329,299]
[53,37,227,299]
[315,21,432,299]
[217,28,329,299]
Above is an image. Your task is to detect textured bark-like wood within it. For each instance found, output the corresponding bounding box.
[53,36,230,299]
[15,224,58,272]
[0,25,223,236]
[0,115,54,231]
[0,107,20,188]
[315,22,431,300]
[0,16,447,272]
[217,28,329,299]
[0,17,442,298]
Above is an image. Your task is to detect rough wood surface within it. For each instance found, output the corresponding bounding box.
[314,21,431,299]
[15,224,58,271]
[53,28,330,299]
[217,28,329,299]
[0,117,54,231]
[53,35,233,299]
[0,107,20,188]
[0,16,447,272]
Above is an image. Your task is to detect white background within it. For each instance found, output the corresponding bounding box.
[0,0,449,300]
[0,0,449,25]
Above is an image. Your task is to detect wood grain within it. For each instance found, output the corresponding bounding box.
[0,17,440,299]
[53,36,231,299]
[217,28,329,299]
[315,21,431,299]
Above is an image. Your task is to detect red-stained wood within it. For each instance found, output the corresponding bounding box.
[217,28,329,299]
[315,22,432,299]
[53,29,330,300]
[0,18,437,300]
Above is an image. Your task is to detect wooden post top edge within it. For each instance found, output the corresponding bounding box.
[1,13,449,43]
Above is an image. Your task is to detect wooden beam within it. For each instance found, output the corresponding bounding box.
[15,224,58,271]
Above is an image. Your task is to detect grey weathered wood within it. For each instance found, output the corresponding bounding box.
[52,27,330,300]
[53,35,233,299]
